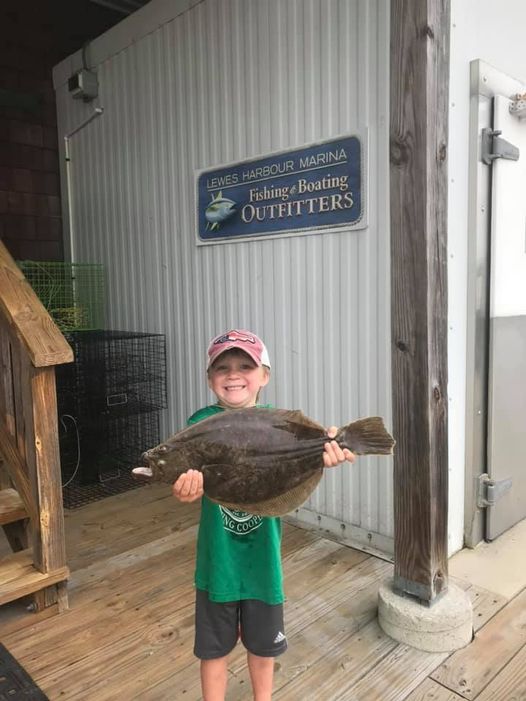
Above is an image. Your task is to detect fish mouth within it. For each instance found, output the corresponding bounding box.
[132,466,153,479]
[132,452,154,480]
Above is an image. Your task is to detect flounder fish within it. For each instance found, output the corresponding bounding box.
[133,407,395,516]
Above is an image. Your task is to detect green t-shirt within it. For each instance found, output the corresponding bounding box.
[188,404,284,605]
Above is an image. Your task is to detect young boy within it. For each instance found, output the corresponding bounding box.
[173,329,355,701]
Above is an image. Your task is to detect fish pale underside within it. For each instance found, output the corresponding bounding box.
[132,407,395,517]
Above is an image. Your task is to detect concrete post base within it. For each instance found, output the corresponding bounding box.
[378,578,474,652]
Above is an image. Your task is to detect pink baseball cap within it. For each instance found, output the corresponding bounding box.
[207,329,271,369]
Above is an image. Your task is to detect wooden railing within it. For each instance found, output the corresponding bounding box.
[0,240,73,612]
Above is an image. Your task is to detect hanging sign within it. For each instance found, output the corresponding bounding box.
[196,133,366,243]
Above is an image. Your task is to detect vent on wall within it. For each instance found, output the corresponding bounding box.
[68,69,99,101]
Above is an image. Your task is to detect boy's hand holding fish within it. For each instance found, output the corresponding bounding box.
[173,469,204,502]
[323,426,356,467]
[172,426,355,504]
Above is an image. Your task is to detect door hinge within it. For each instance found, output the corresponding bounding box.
[477,473,513,508]
[481,128,520,165]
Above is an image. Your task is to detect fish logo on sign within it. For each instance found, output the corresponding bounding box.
[205,191,237,231]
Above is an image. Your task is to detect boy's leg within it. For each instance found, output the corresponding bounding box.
[247,652,275,701]
[194,590,240,700]
[240,599,287,699]
[201,657,228,701]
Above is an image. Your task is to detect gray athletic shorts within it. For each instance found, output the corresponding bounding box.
[194,588,288,659]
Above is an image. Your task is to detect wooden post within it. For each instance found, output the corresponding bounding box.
[390,0,451,602]
[23,359,68,573]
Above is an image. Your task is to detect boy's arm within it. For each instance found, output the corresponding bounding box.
[323,426,356,467]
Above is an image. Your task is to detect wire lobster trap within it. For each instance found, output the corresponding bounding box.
[17,260,105,332]
[59,410,162,509]
[55,330,167,508]
[58,330,167,417]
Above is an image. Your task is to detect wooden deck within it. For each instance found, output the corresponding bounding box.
[0,484,525,700]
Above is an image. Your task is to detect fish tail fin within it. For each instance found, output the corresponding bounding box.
[336,417,395,456]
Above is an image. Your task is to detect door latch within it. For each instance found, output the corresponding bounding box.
[481,128,520,165]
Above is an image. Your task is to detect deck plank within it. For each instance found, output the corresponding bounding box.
[345,643,448,701]
[0,487,525,701]
[36,533,337,700]
[431,587,526,699]
[450,576,507,631]
[475,641,526,701]
[466,584,507,632]
[287,557,391,637]
[271,620,397,701]
[146,555,390,701]
[37,603,198,700]
[208,553,391,700]
[404,678,468,700]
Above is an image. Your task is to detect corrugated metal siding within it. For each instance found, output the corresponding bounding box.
[55,0,393,552]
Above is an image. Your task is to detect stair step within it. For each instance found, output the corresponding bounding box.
[0,488,28,526]
[0,549,69,606]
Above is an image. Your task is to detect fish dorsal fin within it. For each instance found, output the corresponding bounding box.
[277,409,324,432]
[212,469,324,517]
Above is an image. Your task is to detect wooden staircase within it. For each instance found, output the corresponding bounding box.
[0,240,73,613]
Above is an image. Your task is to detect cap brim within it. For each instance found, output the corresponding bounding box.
[207,344,270,369]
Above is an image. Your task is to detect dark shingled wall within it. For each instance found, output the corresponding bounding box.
[0,0,124,261]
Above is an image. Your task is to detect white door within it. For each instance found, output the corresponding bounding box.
[486,95,526,540]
